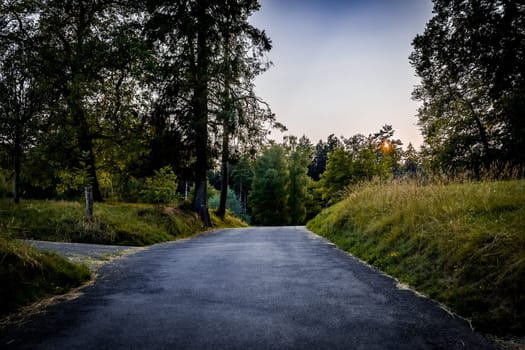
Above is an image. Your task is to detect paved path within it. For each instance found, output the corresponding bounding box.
[2,227,495,349]
[25,240,143,271]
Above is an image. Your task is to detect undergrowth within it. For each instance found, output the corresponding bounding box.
[307,179,525,336]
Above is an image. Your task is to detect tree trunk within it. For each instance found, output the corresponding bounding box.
[12,130,21,204]
[193,180,211,226]
[191,0,211,226]
[217,121,229,219]
[218,28,232,219]
[73,96,103,202]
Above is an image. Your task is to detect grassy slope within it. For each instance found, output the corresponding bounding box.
[0,236,91,315]
[0,199,247,316]
[0,199,247,246]
[307,180,525,335]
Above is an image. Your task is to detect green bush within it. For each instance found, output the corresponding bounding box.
[139,166,179,204]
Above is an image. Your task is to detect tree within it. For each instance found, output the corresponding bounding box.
[33,0,148,201]
[307,134,341,181]
[146,0,274,225]
[249,144,289,225]
[212,0,273,219]
[318,126,403,203]
[0,1,44,203]
[230,154,254,216]
[410,0,525,172]
[317,147,353,204]
[284,135,312,225]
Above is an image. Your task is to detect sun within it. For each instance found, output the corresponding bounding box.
[382,140,392,152]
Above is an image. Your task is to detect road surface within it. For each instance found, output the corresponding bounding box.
[1,227,495,349]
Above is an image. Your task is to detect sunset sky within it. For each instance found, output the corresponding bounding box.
[250,0,434,148]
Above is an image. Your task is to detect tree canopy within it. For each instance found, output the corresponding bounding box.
[410,0,525,173]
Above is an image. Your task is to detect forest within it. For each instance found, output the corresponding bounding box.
[1,0,524,226]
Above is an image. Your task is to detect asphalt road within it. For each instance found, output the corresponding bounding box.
[1,227,496,349]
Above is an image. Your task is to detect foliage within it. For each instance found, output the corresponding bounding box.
[145,0,275,225]
[317,125,403,203]
[410,0,525,172]
[307,134,342,181]
[209,188,250,223]
[249,144,290,225]
[0,235,91,316]
[139,166,179,204]
[307,180,525,335]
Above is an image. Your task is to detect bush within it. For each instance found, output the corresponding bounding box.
[139,166,179,204]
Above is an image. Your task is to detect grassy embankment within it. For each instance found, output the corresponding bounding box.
[0,199,247,316]
[307,180,524,336]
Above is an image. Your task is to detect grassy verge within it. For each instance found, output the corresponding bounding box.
[0,199,247,246]
[307,180,525,336]
[0,236,91,316]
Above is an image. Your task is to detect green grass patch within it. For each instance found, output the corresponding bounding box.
[307,180,525,336]
[0,236,91,315]
[0,199,247,246]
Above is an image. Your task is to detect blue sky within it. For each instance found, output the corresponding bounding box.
[250,0,434,147]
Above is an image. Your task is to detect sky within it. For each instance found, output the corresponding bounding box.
[250,0,434,148]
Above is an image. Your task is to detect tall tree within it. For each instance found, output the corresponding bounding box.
[307,134,341,181]
[36,0,146,201]
[0,1,44,203]
[284,135,312,225]
[146,0,217,225]
[410,0,525,172]
[212,0,273,219]
[146,0,274,225]
[249,144,289,225]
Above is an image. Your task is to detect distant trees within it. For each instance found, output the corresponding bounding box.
[248,137,313,225]
[410,0,525,173]
[317,125,402,204]
[249,144,289,225]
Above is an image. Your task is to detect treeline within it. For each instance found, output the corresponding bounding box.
[221,125,418,226]
[1,0,524,227]
[0,0,282,225]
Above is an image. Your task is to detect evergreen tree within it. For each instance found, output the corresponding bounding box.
[284,136,312,225]
[249,144,289,225]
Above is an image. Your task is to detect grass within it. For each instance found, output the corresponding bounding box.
[307,179,525,336]
[0,236,92,315]
[0,199,247,246]
[0,199,247,317]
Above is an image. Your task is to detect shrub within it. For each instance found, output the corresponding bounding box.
[139,166,179,204]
